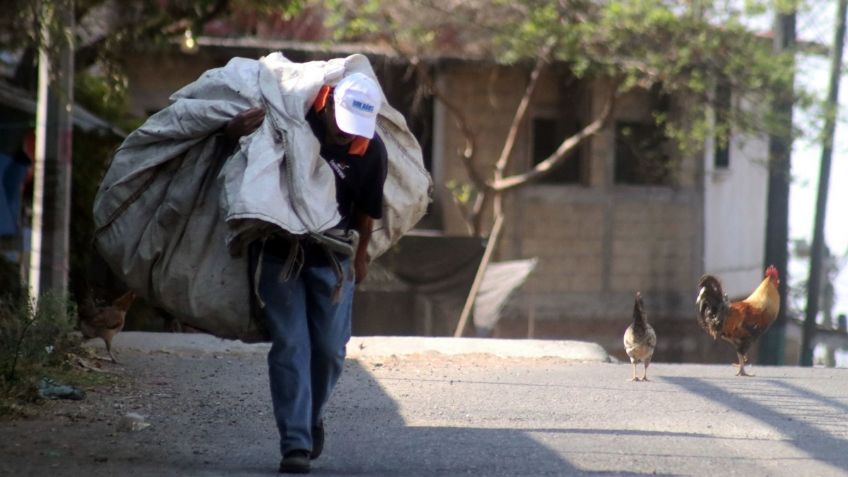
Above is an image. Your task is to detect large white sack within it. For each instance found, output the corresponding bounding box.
[93,53,432,341]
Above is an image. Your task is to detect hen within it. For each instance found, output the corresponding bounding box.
[696,266,780,376]
[78,290,136,363]
[623,292,657,381]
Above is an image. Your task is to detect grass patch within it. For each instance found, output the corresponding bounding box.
[0,292,116,418]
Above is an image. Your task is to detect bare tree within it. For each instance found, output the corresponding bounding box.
[325,0,803,236]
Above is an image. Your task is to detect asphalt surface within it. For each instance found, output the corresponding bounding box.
[1,332,847,476]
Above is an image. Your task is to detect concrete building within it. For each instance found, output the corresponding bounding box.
[429,63,770,363]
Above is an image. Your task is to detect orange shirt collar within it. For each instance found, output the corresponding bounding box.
[313,85,332,113]
[312,85,371,156]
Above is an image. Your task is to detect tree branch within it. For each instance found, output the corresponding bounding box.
[493,39,554,179]
[383,27,490,234]
[74,0,232,71]
[417,61,485,190]
[493,89,616,191]
[470,190,489,236]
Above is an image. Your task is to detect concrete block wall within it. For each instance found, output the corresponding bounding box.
[436,65,720,362]
[434,63,537,236]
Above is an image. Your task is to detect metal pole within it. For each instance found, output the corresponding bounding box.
[29,0,74,300]
[758,9,796,365]
[800,0,847,367]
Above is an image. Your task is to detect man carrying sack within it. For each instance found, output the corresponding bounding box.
[229,72,387,474]
[93,54,430,474]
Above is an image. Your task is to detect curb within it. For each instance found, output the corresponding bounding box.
[347,336,611,362]
[93,332,611,362]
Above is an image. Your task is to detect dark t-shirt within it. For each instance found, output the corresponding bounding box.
[305,108,388,230]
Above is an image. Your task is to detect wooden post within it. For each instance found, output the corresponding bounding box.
[454,214,504,337]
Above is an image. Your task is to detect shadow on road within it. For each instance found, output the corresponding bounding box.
[520,427,770,441]
[320,360,663,476]
[766,379,848,414]
[663,376,848,471]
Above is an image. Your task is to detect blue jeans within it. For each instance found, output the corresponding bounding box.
[256,242,355,456]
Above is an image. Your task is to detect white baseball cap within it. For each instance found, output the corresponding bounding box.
[333,72,382,139]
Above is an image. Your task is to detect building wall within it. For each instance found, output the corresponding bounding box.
[435,66,717,362]
[702,101,770,297]
[125,50,243,117]
[433,63,535,234]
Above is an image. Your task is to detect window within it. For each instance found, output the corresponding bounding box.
[713,78,731,169]
[531,117,582,184]
[614,121,672,185]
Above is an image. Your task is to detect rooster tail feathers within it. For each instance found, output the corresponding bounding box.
[76,288,99,321]
[697,275,723,294]
[633,292,647,328]
[696,274,727,339]
[112,290,137,312]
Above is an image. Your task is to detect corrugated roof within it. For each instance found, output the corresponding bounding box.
[194,36,496,63]
[0,81,126,137]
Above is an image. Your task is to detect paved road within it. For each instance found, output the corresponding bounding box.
[1,333,847,476]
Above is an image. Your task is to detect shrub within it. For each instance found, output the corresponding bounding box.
[0,292,82,414]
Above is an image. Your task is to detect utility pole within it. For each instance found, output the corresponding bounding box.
[758,9,796,365]
[30,0,74,299]
[801,0,847,367]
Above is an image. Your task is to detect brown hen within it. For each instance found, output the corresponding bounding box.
[623,292,657,381]
[78,290,136,363]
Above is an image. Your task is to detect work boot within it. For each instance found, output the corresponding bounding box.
[310,421,324,460]
[279,449,310,474]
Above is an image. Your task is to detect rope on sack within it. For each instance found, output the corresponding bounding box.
[252,235,306,310]
[252,237,267,309]
[323,246,346,305]
[280,238,305,282]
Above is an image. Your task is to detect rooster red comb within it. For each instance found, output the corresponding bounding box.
[765,265,779,281]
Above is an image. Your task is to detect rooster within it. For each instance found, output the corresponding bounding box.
[78,290,136,363]
[623,292,657,381]
[695,266,780,376]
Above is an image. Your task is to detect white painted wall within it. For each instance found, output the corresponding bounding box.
[702,125,770,298]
